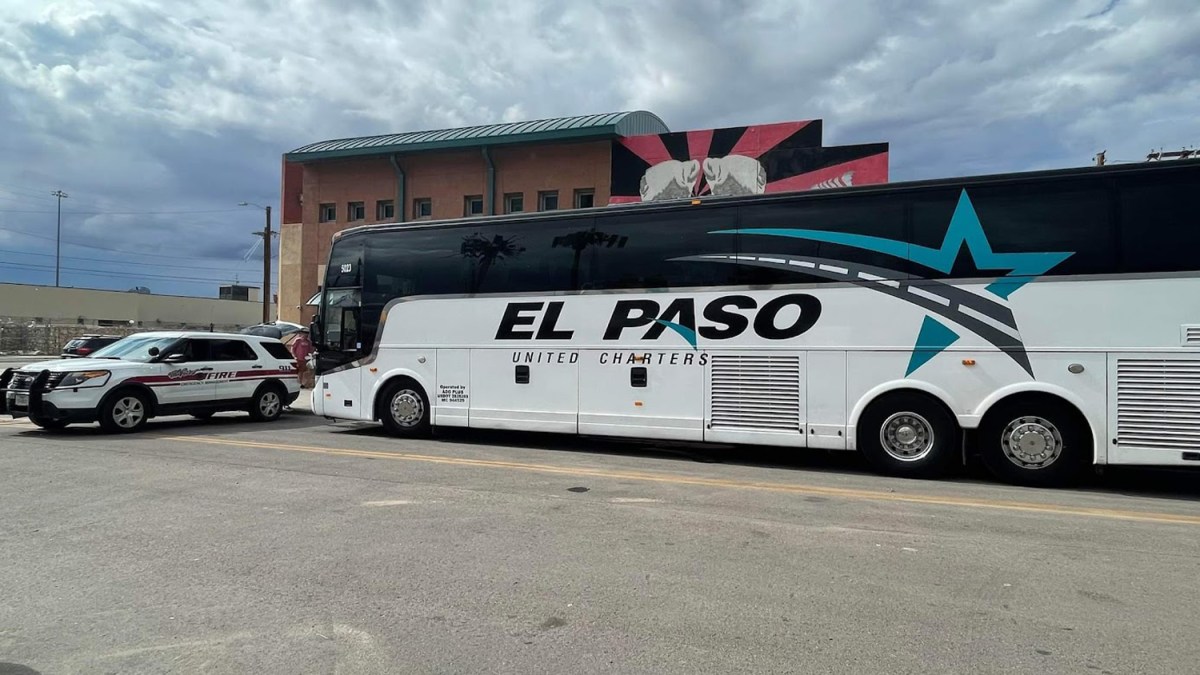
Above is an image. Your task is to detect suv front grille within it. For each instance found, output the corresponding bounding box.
[8,372,67,391]
[9,373,33,391]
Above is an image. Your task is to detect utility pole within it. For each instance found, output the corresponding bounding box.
[261,205,272,324]
[50,190,68,287]
[240,201,274,324]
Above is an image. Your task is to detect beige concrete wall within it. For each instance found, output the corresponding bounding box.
[0,284,272,328]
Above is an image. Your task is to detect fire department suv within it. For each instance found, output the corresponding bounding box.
[1,331,301,432]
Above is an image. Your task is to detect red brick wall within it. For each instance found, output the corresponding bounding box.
[391,150,480,221]
[277,140,612,323]
[492,141,611,213]
[280,160,304,225]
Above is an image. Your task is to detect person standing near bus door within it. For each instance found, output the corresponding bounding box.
[289,330,315,389]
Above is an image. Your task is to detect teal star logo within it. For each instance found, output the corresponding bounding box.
[721,189,1075,376]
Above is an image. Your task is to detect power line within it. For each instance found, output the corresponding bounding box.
[0,180,154,209]
[0,225,273,262]
[0,185,59,203]
[0,247,279,274]
[0,260,261,286]
[0,206,245,215]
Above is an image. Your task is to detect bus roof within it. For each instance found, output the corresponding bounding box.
[334,157,1200,240]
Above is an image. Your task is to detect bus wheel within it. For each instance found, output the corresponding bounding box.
[858,392,959,478]
[978,398,1089,487]
[378,379,430,437]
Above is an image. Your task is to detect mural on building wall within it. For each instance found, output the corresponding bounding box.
[610,120,888,204]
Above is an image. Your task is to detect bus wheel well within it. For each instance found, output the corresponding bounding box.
[979,391,1089,433]
[976,391,1093,486]
[860,388,957,428]
[373,376,425,422]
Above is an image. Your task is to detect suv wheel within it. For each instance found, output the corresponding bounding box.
[249,385,285,422]
[99,390,150,433]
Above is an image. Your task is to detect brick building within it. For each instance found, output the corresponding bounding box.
[278,111,888,323]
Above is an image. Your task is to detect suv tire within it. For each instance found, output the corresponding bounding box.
[99,390,151,433]
[249,384,285,422]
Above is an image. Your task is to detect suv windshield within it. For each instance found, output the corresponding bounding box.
[90,335,181,362]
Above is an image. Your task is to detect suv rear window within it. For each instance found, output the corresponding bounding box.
[262,342,294,360]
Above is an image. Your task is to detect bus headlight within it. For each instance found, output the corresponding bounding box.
[58,370,111,388]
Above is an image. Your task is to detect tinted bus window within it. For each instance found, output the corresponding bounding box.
[1118,172,1200,274]
[459,220,580,294]
[736,194,908,285]
[910,179,1116,280]
[582,205,740,290]
[363,228,469,305]
[325,237,362,289]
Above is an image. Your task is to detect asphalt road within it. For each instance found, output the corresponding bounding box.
[1,408,1198,674]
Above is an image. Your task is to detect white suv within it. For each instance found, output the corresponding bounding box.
[1,331,301,433]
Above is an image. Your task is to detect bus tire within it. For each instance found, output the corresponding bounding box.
[978,397,1089,487]
[378,379,431,437]
[857,392,959,478]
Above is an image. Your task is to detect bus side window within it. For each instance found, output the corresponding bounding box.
[1117,172,1199,274]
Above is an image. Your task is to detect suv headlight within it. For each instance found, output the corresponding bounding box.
[58,371,111,388]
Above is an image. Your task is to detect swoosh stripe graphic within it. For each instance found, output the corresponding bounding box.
[653,319,698,349]
[676,253,1034,377]
[713,190,1073,299]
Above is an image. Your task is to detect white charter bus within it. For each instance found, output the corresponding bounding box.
[311,160,1200,486]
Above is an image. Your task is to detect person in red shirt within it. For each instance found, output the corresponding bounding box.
[289,330,314,389]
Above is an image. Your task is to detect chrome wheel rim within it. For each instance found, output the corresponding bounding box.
[1001,416,1062,469]
[880,412,934,462]
[113,397,145,429]
[390,390,424,428]
[260,391,281,418]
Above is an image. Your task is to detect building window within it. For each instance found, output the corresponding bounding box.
[574,189,595,209]
[538,190,559,211]
[348,201,365,221]
[319,203,336,223]
[504,193,524,214]
[464,195,484,217]
[376,200,395,221]
[413,198,432,220]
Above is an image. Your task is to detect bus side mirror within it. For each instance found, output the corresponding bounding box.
[309,316,322,346]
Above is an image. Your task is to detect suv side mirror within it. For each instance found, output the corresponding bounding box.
[148,347,161,357]
[164,353,188,364]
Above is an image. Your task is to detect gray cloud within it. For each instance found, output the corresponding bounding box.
[0,0,1197,294]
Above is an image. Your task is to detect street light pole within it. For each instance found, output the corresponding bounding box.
[51,190,68,287]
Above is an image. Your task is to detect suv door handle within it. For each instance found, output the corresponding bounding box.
[197,367,213,372]
[251,365,263,369]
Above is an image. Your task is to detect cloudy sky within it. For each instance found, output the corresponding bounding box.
[0,0,1197,297]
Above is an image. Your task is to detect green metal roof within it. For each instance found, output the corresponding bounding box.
[285,111,668,162]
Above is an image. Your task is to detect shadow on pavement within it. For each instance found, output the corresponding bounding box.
[11,409,329,440]
[329,423,1200,502]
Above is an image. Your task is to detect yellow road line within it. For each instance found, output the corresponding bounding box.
[165,435,1200,526]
